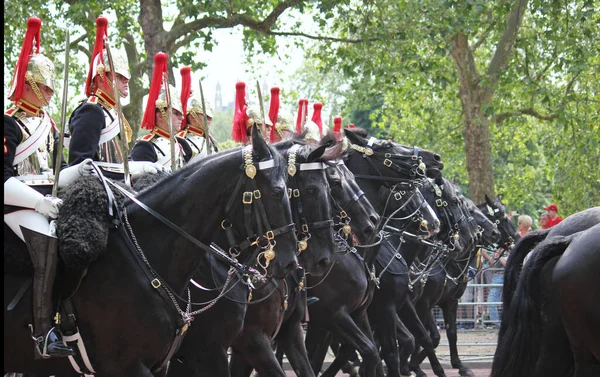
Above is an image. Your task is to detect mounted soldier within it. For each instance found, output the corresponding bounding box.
[177,66,218,159]
[4,16,81,359]
[66,16,161,183]
[231,81,273,145]
[129,52,191,171]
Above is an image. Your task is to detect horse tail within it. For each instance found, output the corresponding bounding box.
[499,228,551,337]
[491,235,573,377]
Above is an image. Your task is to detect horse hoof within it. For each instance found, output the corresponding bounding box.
[459,367,474,376]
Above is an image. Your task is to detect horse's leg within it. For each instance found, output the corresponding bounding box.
[304,324,331,374]
[276,320,315,377]
[167,344,231,377]
[399,300,447,377]
[439,299,473,376]
[322,310,381,377]
[229,348,256,377]
[396,314,416,377]
[231,334,287,377]
[371,303,401,377]
[274,340,284,367]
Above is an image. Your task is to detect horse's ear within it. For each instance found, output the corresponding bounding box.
[343,128,363,145]
[496,194,502,203]
[451,176,457,185]
[322,142,343,161]
[251,124,270,160]
[306,144,327,163]
[485,194,494,207]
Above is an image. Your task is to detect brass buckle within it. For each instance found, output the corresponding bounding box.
[288,188,292,198]
[384,159,392,167]
[293,189,300,197]
[339,210,348,219]
[253,190,261,199]
[411,154,419,160]
[265,230,275,241]
[436,199,443,207]
[151,278,161,288]
[394,192,402,201]
[385,153,391,158]
[243,191,253,204]
[302,224,309,233]
[221,220,231,229]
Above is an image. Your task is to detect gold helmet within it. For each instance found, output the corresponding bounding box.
[93,49,131,81]
[26,54,56,92]
[8,17,56,102]
[247,106,273,127]
[156,84,183,115]
[187,96,214,118]
[275,111,294,133]
[304,120,322,142]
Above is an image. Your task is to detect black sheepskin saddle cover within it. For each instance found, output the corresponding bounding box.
[56,172,168,271]
[56,176,114,271]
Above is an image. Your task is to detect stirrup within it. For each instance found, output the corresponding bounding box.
[29,325,74,358]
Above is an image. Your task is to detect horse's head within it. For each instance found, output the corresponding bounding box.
[461,194,501,248]
[378,178,440,239]
[480,194,518,250]
[420,177,478,254]
[319,135,379,245]
[326,160,379,245]
[273,139,336,276]
[343,128,444,181]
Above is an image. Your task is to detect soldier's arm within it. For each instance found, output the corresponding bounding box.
[129,140,158,163]
[3,115,22,183]
[68,103,104,165]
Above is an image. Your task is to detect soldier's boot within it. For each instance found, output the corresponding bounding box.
[22,226,75,359]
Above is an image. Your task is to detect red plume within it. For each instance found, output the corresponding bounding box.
[180,66,191,130]
[232,82,249,143]
[333,116,342,141]
[141,52,168,130]
[85,17,109,97]
[312,102,323,137]
[296,98,308,135]
[8,17,42,102]
[268,87,281,142]
[348,123,355,129]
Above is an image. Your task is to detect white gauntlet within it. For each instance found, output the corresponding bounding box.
[129,161,165,179]
[58,158,95,189]
[34,196,62,219]
[4,177,62,219]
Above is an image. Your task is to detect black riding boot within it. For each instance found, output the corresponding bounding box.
[22,227,75,359]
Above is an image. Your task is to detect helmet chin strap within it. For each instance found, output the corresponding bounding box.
[25,74,49,107]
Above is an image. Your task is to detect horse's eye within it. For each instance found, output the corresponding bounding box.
[330,179,342,189]
[306,187,318,195]
[272,189,284,199]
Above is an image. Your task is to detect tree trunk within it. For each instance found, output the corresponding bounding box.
[451,33,495,204]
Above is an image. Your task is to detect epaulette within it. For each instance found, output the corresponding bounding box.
[176,130,187,138]
[87,96,99,105]
[4,106,18,117]
[140,133,154,142]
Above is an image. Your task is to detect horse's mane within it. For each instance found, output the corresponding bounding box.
[491,234,574,377]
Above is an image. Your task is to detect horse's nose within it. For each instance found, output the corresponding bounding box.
[317,256,332,272]
[284,260,298,275]
[369,214,379,226]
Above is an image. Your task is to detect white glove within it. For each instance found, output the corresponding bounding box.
[129,161,164,179]
[58,158,95,189]
[34,196,62,219]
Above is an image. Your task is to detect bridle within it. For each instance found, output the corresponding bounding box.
[286,144,334,256]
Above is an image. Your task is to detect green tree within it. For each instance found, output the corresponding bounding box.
[304,0,599,213]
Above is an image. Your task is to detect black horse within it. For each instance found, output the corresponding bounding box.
[401,183,499,377]
[477,194,519,250]
[4,127,298,376]
[226,140,337,377]
[312,131,445,377]
[492,207,600,377]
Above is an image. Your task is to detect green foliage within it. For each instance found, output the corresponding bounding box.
[304,0,599,216]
